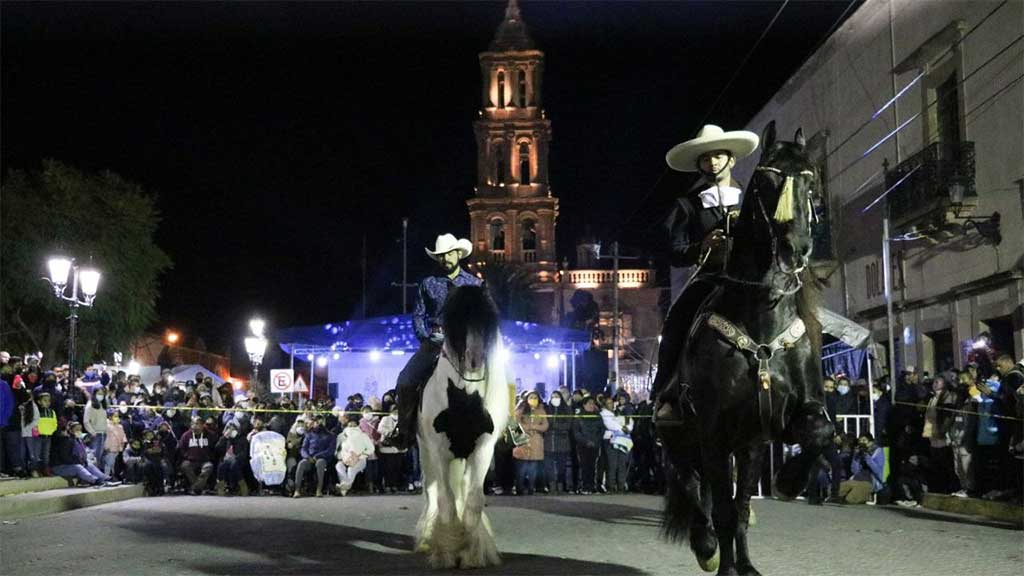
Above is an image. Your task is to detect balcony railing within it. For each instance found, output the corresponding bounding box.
[884,141,976,230]
[490,250,506,263]
[566,269,652,287]
[523,249,537,263]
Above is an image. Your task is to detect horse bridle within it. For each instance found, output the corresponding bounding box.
[441,348,489,383]
[723,164,816,296]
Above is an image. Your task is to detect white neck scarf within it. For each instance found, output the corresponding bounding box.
[697,184,742,209]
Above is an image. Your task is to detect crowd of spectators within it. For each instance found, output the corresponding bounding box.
[4,349,1018,507]
[0,352,664,499]
[809,352,1024,507]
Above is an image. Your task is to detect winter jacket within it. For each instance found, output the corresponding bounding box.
[21,402,40,438]
[104,421,128,453]
[543,403,573,455]
[377,414,406,454]
[358,417,380,460]
[2,380,32,430]
[0,379,14,428]
[336,427,375,465]
[300,429,336,461]
[215,433,250,463]
[601,407,633,453]
[514,404,548,461]
[572,408,604,450]
[51,434,89,466]
[851,445,885,492]
[176,429,218,464]
[83,402,108,435]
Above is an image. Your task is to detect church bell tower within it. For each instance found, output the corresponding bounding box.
[467,0,557,279]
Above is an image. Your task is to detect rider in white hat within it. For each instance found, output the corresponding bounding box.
[386,233,483,449]
[655,124,759,423]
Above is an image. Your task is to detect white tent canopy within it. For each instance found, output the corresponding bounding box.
[135,364,226,387]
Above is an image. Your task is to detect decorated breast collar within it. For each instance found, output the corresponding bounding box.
[706,313,806,390]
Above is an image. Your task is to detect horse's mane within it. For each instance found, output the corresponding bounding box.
[442,284,501,367]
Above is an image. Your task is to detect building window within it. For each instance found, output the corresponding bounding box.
[520,217,536,251]
[519,142,531,185]
[490,220,505,251]
[518,69,528,107]
[935,73,961,161]
[494,143,505,185]
[497,71,505,109]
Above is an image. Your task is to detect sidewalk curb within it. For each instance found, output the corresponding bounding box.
[0,484,144,521]
[0,477,68,497]
[922,493,1023,527]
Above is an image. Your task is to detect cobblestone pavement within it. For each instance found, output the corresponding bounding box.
[2,493,1020,575]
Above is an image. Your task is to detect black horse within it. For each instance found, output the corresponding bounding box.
[658,121,833,576]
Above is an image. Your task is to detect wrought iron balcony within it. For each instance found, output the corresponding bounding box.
[884,141,976,231]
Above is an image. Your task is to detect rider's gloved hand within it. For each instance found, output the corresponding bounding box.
[429,330,445,344]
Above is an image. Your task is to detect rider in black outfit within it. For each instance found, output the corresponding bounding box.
[653,125,760,422]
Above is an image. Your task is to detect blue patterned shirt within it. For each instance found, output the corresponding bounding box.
[413,269,483,341]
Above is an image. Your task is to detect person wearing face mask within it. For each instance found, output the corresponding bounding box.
[376,404,406,493]
[215,421,251,496]
[543,391,572,494]
[177,417,218,495]
[871,384,891,445]
[833,376,858,432]
[922,374,957,494]
[83,387,109,465]
[512,391,548,495]
[357,406,382,493]
[285,415,307,495]
[335,416,375,496]
[51,421,115,487]
[294,415,335,498]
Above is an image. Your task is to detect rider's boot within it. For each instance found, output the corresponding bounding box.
[385,387,420,450]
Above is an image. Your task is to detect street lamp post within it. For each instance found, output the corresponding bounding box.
[44,256,101,378]
[245,317,267,393]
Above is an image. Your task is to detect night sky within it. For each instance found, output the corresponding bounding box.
[2,0,857,354]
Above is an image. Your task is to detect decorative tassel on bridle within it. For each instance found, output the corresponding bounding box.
[773,176,795,223]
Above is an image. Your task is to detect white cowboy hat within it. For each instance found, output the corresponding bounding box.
[665,124,760,172]
[425,233,473,261]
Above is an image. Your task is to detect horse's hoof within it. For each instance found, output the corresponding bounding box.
[428,551,459,569]
[697,549,720,573]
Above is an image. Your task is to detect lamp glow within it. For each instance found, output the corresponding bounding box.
[79,268,101,298]
[47,257,72,289]
[248,318,266,337]
[546,354,559,369]
[369,350,382,362]
[316,356,328,368]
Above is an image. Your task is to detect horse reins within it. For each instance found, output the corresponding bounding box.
[441,348,489,383]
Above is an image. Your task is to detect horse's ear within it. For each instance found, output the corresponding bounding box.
[794,128,806,149]
[761,121,777,158]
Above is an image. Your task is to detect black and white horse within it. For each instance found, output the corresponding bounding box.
[415,285,509,569]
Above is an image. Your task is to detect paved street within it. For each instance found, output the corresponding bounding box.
[3,493,1020,576]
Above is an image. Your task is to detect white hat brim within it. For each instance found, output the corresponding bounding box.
[665,131,759,172]
[425,238,473,261]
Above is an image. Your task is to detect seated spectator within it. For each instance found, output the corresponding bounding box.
[838,432,884,504]
[377,403,407,493]
[122,437,146,485]
[103,411,128,479]
[358,405,382,493]
[285,415,306,495]
[142,428,168,495]
[215,421,250,496]
[51,421,115,487]
[893,452,927,508]
[513,391,548,496]
[177,416,218,495]
[571,396,603,494]
[154,420,177,487]
[294,414,335,498]
[335,416,374,496]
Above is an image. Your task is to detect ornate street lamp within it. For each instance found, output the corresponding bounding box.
[44,256,101,377]
[245,317,268,389]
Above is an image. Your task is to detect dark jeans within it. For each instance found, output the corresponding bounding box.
[181,460,214,492]
[218,457,244,489]
[380,452,405,490]
[577,443,600,492]
[514,460,541,494]
[0,428,25,474]
[652,278,719,398]
[806,443,842,501]
[295,457,329,493]
[395,341,441,435]
[605,443,630,491]
[544,452,570,491]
